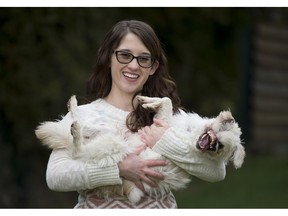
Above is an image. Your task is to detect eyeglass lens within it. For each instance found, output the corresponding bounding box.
[115,51,154,68]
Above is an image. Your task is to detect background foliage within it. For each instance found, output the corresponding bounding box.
[0,7,287,208]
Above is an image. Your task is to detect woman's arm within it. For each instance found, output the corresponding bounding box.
[46,148,122,191]
[46,146,166,192]
[152,126,226,182]
[139,118,226,183]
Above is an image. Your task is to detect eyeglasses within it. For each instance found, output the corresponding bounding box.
[114,50,155,68]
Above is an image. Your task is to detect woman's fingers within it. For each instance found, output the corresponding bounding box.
[134,181,145,192]
[153,118,169,128]
[133,145,147,154]
[145,159,166,167]
[140,163,166,187]
[119,150,167,190]
[143,167,165,181]
[143,160,166,181]
[140,174,158,188]
[143,126,150,134]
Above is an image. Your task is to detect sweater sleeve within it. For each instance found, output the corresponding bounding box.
[152,126,226,182]
[46,148,123,192]
[44,102,124,192]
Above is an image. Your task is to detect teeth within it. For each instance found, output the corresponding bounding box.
[123,72,139,79]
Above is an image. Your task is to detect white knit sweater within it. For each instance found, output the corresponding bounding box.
[46,99,226,194]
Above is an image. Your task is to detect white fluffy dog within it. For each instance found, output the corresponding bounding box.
[35,95,245,204]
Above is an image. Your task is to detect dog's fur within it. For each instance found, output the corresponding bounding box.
[35,95,245,204]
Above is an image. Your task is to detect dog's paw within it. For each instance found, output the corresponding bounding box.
[127,187,144,205]
[67,95,77,112]
[137,96,173,121]
[137,95,165,111]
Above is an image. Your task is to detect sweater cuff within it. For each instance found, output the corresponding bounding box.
[87,163,122,188]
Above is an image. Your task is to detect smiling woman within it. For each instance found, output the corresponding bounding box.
[37,20,228,209]
[86,20,182,132]
[107,32,158,110]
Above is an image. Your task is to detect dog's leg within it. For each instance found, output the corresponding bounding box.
[67,95,83,156]
[70,121,82,157]
[137,96,172,123]
[67,95,79,120]
[123,179,144,204]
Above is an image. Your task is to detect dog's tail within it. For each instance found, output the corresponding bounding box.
[35,119,72,149]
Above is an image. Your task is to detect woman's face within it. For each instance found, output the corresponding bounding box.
[109,32,158,98]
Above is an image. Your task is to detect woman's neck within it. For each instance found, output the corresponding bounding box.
[104,92,138,112]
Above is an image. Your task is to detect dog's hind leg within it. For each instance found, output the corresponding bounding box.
[68,95,83,156]
[70,121,82,156]
[67,95,79,121]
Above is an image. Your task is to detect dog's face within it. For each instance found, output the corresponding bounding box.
[197,111,245,169]
[216,129,245,169]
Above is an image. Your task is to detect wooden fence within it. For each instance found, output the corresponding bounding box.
[249,23,288,154]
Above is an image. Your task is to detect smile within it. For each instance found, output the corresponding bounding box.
[123,72,139,79]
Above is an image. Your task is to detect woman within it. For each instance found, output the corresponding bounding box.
[44,20,226,208]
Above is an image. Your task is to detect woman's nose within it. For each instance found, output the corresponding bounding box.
[127,58,140,69]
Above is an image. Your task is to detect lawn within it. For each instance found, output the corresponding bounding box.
[173,154,288,208]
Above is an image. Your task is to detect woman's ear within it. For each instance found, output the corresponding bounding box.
[149,60,159,76]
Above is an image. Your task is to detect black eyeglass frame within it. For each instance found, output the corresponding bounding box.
[113,50,155,68]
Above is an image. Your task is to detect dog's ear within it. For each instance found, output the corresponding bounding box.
[232,144,245,169]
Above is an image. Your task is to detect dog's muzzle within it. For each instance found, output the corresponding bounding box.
[197,130,224,152]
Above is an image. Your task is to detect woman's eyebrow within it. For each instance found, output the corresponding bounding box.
[140,52,152,56]
[117,49,151,56]
[117,49,131,52]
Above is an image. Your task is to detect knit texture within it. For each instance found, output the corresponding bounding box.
[46,98,226,208]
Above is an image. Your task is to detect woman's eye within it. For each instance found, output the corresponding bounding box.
[119,53,131,59]
[139,56,150,62]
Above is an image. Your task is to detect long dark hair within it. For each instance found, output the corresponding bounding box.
[86,20,181,132]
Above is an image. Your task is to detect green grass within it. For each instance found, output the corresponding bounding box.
[173,154,288,208]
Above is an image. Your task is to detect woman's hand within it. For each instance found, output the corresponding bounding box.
[118,145,166,191]
[138,118,170,148]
